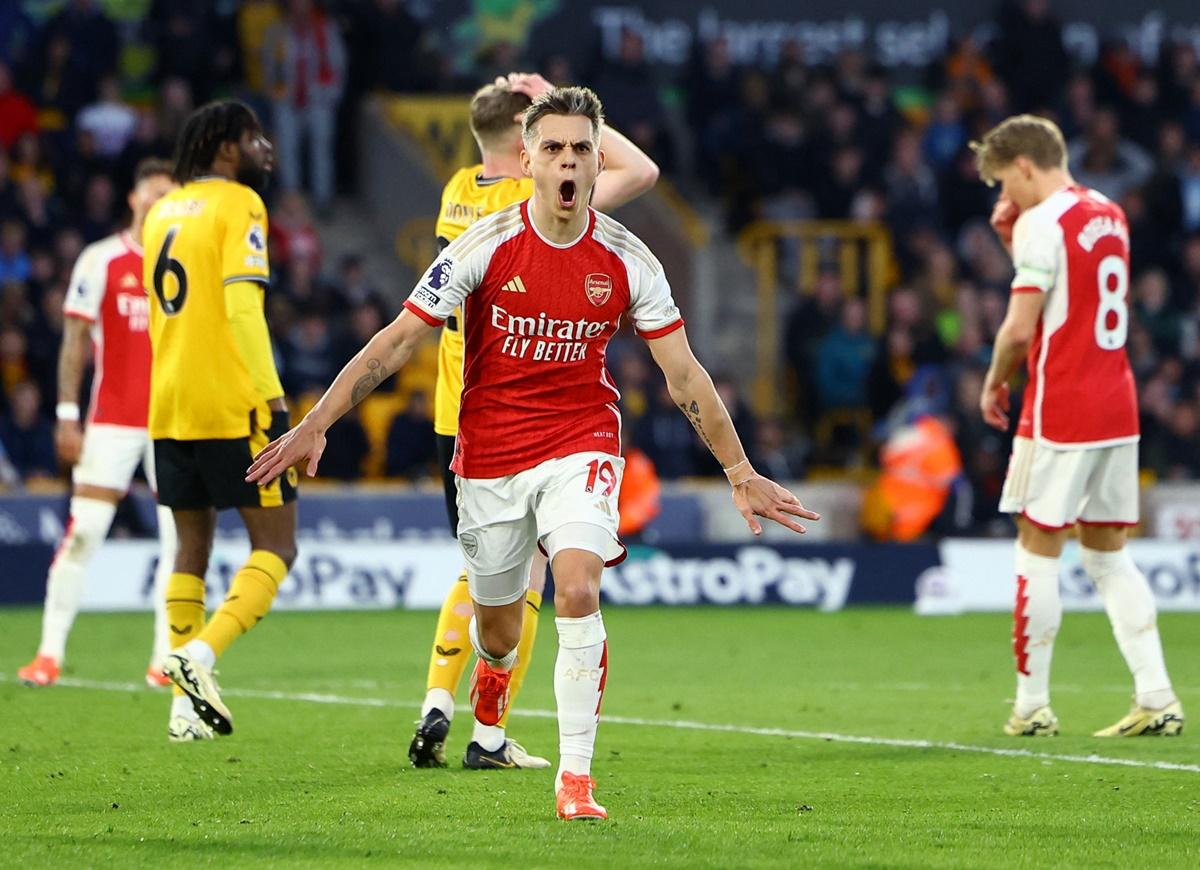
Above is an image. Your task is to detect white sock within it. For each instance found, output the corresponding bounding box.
[554,611,607,791]
[1013,544,1062,717]
[37,497,117,661]
[183,639,216,669]
[472,722,507,752]
[171,694,198,719]
[150,505,176,666]
[422,688,455,720]
[468,617,518,671]
[1082,546,1176,709]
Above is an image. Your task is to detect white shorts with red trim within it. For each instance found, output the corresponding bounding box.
[999,436,1138,530]
[73,423,157,492]
[455,451,626,605]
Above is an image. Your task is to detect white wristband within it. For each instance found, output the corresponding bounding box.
[723,458,754,486]
[56,402,81,421]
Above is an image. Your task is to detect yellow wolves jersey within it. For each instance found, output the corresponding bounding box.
[144,177,275,440]
[433,165,533,436]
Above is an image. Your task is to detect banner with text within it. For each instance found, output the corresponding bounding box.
[1,540,936,611]
[926,539,1200,614]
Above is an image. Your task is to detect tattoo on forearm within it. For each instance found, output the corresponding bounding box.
[679,399,719,458]
[351,358,385,406]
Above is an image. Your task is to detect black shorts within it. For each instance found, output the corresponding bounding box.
[437,433,458,537]
[155,411,299,511]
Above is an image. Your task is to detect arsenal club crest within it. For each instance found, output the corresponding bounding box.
[585,273,613,306]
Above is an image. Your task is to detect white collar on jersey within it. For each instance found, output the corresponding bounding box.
[527,204,591,249]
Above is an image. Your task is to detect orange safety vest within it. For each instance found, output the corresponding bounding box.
[864,416,962,542]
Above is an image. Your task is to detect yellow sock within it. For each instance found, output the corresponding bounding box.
[498,588,542,729]
[196,550,287,658]
[425,571,474,695]
[166,572,205,697]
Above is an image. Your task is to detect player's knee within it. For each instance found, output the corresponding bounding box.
[553,578,601,619]
[475,614,521,658]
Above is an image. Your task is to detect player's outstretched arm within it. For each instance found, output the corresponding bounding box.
[645,327,820,536]
[245,309,433,484]
[980,292,1046,431]
[506,71,659,211]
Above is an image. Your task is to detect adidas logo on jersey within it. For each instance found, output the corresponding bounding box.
[502,275,528,294]
[120,272,140,289]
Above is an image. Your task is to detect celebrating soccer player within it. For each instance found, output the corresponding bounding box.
[248,86,819,820]
[17,160,178,694]
[145,101,298,740]
[974,115,1183,738]
[410,71,659,772]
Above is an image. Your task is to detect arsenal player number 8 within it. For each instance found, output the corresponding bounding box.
[1095,255,1128,350]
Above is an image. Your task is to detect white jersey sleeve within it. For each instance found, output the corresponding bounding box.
[63,241,109,321]
[403,204,525,325]
[1010,205,1062,293]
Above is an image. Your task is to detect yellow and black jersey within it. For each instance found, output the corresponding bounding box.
[144,177,278,441]
[433,165,533,436]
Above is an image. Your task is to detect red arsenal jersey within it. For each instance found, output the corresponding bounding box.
[404,201,683,478]
[1009,186,1138,447]
[62,232,152,428]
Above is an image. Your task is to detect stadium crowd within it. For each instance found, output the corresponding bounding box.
[0,1,1197,536]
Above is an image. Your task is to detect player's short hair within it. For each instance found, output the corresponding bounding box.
[521,86,604,146]
[134,157,174,185]
[970,114,1067,185]
[469,82,533,146]
[173,100,263,183]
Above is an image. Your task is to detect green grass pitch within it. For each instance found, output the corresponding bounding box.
[1,606,1197,868]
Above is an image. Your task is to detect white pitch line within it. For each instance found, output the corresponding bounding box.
[3,673,1196,775]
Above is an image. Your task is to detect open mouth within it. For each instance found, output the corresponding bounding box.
[558,180,577,209]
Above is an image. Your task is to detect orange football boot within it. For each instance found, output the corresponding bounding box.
[18,654,60,687]
[145,665,171,688]
[556,772,607,821]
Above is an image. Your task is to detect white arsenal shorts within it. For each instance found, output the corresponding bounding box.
[456,451,626,606]
[999,436,1139,530]
[73,423,157,492]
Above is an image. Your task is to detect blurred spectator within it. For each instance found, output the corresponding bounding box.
[319,409,371,481]
[0,61,37,150]
[337,254,382,308]
[922,95,967,170]
[385,390,436,479]
[1068,108,1154,202]
[861,413,962,541]
[76,76,137,159]
[815,298,876,411]
[590,28,669,169]
[282,309,336,396]
[272,191,323,274]
[617,447,661,539]
[0,380,55,479]
[263,0,347,213]
[1156,401,1200,480]
[364,0,427,92]
[636,383,700,479]
[1134,269,1182,356]
[0,221,31,284]
[147,1,236,101]
[993,0,1068,112]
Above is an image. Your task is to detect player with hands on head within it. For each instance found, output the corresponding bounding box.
[248,86,818,820]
